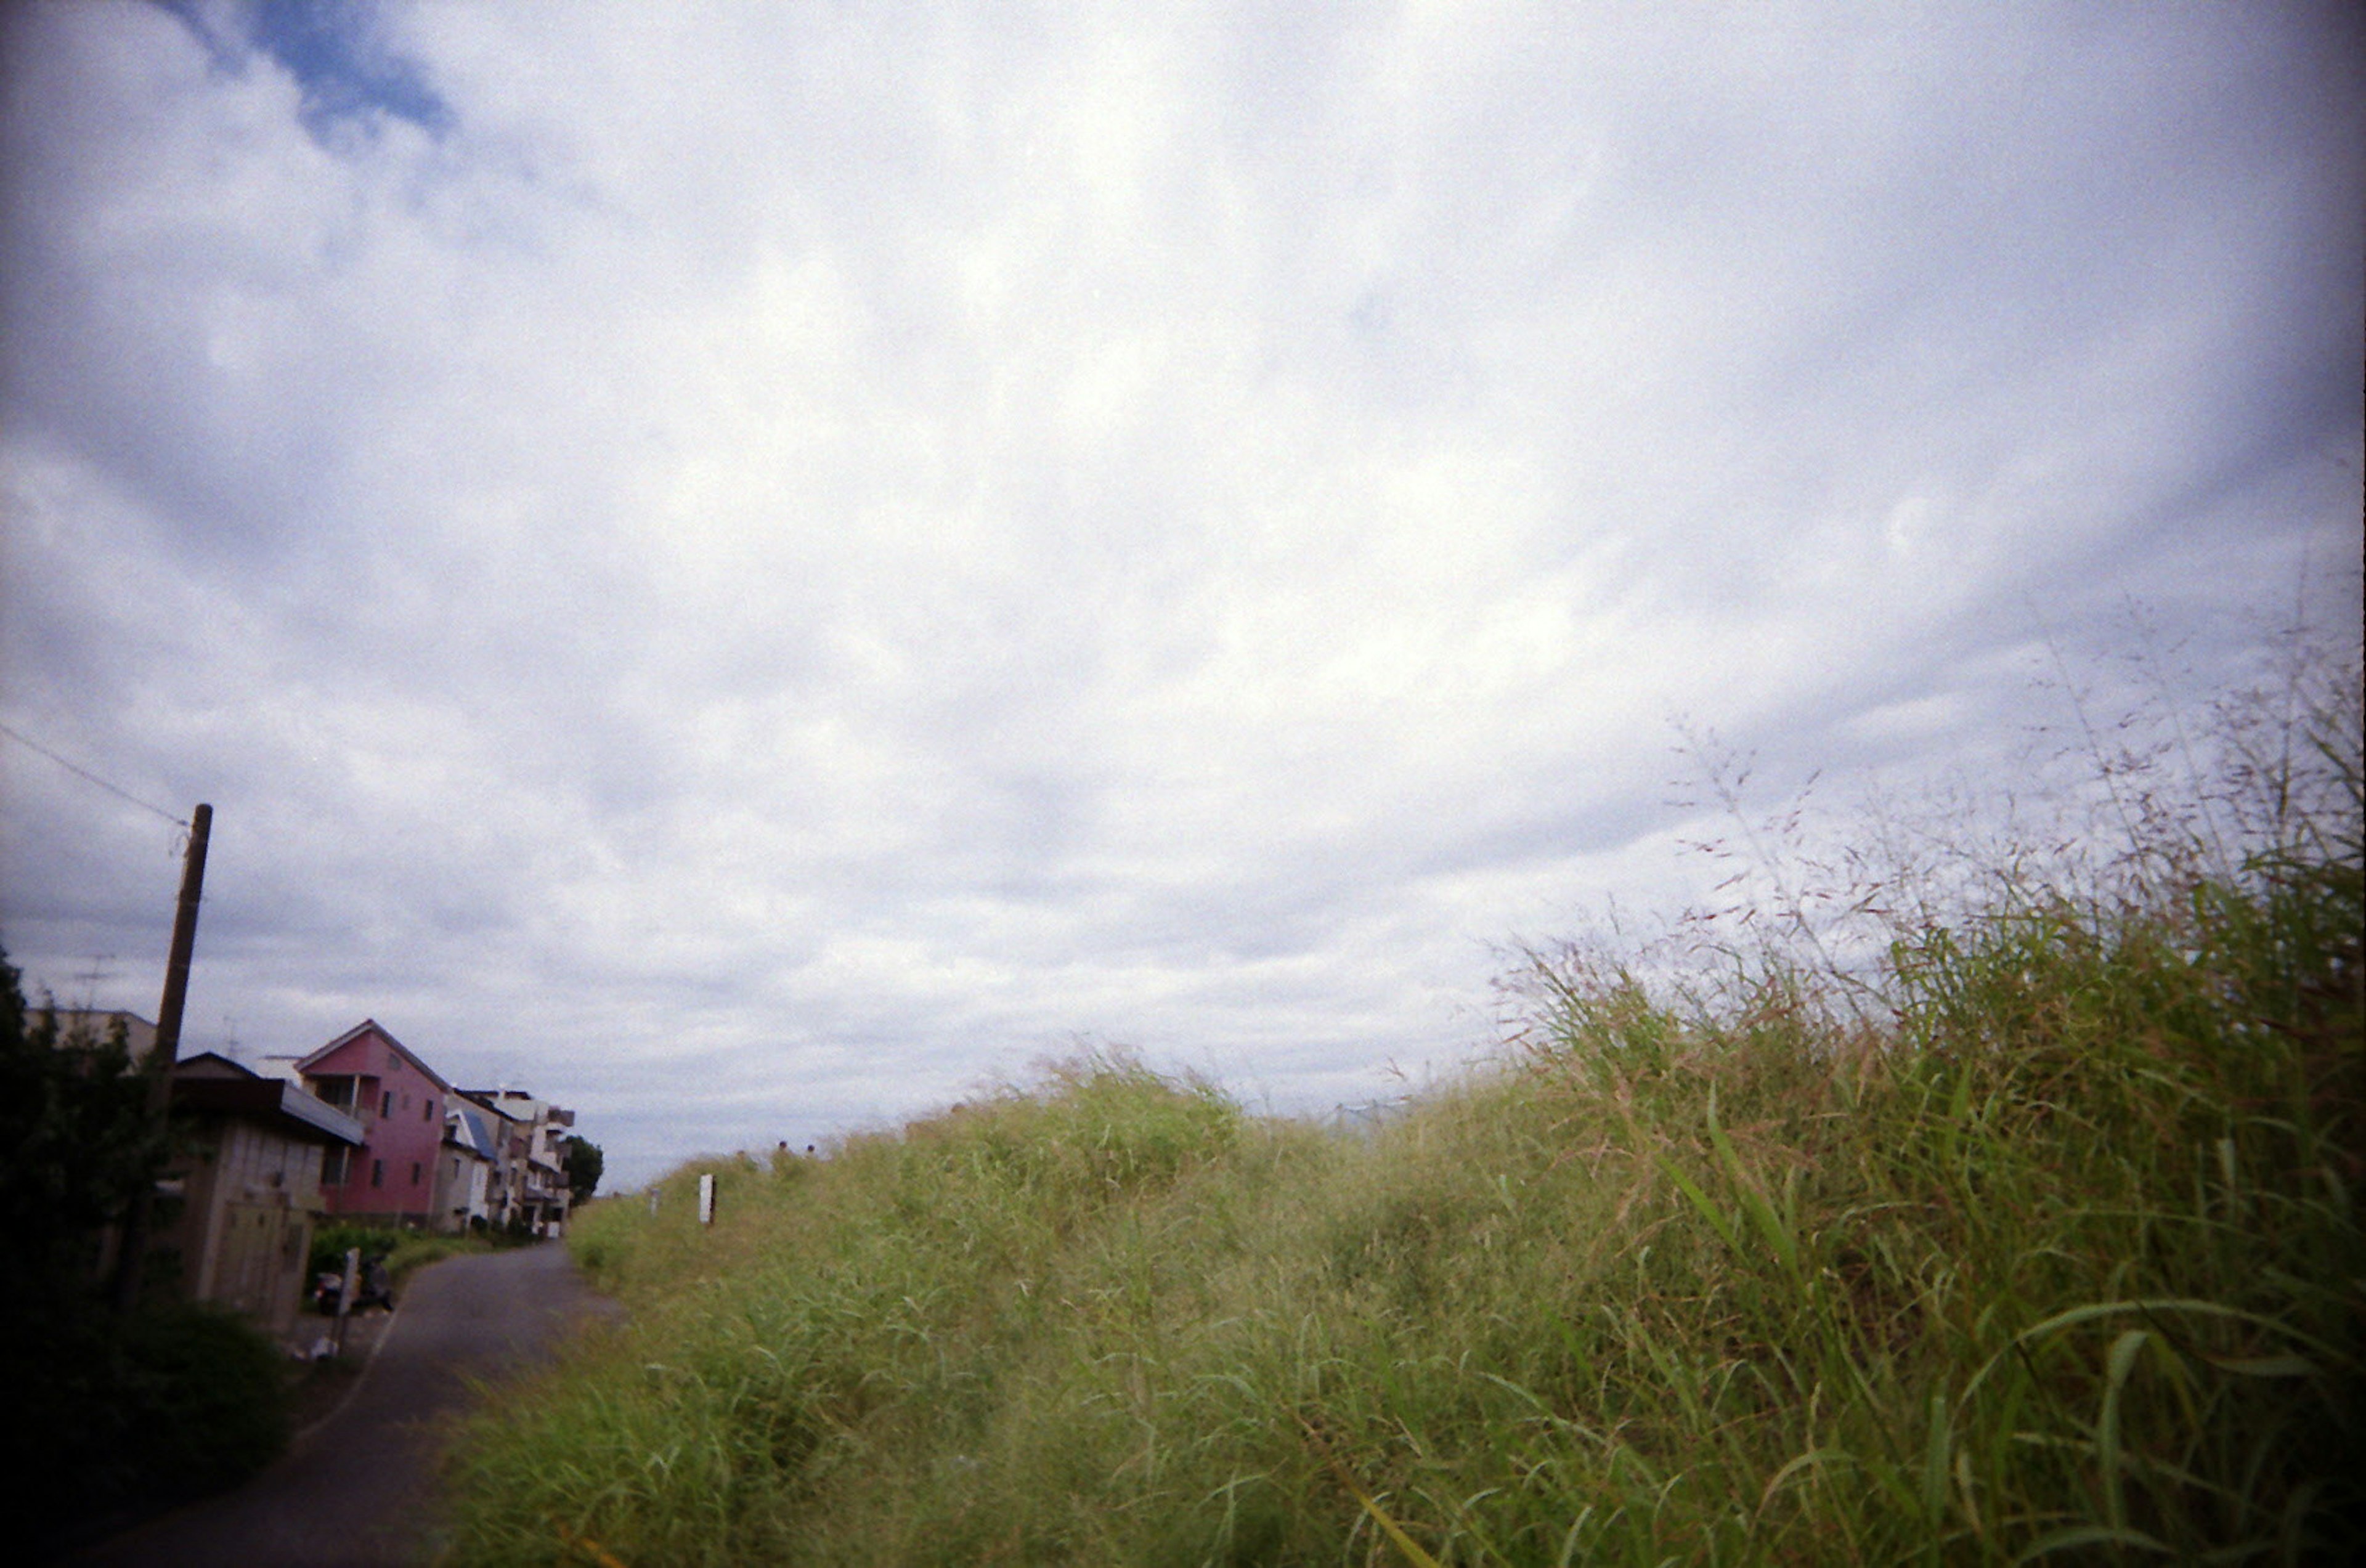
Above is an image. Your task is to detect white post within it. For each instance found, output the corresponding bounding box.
[697,1172,716,1226]
[333,1245,359,1353]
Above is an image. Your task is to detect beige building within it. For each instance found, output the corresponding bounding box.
[46,1007,160,1062]
[152,1053,365,1334]
[434,1100,502,1233]
[458,1088,577,1235]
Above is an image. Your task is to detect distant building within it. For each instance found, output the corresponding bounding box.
[434,1099,502,1233]
[457,1089,577,1236]
[272,1020,453,1228]
[452,1091,529,1230]
[43,1007,160,1062]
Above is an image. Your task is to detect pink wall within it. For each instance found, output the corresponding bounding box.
[306,1025,447,1220]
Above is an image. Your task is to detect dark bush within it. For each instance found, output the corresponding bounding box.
[12,1301,291,1550]
[1,950,291,1550]
[120,1301,293,1493]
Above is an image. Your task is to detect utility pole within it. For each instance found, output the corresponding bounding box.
[110,803,211,1314]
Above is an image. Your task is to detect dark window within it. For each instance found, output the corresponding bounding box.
[424,1099,434,1121]
[381,1091,394,1119]
[410,1162,423,1187]
[323,1148,350,1185]
[372,1159,384,1188]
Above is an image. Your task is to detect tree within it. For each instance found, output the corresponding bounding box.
[1,941,287,1541]
[0,945,168,1312]
[563,1135,604,1205]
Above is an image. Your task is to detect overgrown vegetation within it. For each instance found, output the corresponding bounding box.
[444,642,2360,1565]
[311,1218,397,1280]
[0,960,294,1551]
[308,1219,505,1300]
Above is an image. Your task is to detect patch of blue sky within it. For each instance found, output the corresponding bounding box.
[154,0,452,142]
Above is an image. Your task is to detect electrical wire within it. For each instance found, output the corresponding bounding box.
[0,719,190,828]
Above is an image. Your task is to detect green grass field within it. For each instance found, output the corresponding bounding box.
[442,653,2360,1566]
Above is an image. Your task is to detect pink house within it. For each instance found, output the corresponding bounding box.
[292,1020,452,1227]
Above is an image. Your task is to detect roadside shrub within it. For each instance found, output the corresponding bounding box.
[119,1301,293,1495]
[309,1219,393,1278]
[2,955,294,1551]
[12,1300,292,1551]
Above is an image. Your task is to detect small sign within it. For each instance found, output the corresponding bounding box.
[697,1172,716,1226]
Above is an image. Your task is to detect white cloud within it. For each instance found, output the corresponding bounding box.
[4,1,2358,1187]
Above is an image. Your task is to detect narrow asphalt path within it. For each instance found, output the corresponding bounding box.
[76,1243,617,1568]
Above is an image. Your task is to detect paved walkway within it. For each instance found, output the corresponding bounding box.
[75,1243,617,1567]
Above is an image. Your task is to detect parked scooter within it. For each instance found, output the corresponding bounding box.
[312,1252,395,1315]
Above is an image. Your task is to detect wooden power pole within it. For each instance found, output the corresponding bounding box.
[110,802,211,1313]
[148,802,212,1071]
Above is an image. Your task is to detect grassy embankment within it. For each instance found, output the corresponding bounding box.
[444,664,2360,1566]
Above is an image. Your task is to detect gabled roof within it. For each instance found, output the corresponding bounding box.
[173,1050,253,1080]
[457,1089,528,1125]
[171,1053,366,1145]
[461,1088,572,1125]
[447,1104,502,1161]
[296,1018,454,1094]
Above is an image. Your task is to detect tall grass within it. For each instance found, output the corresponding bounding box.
[444,649,2360,1565]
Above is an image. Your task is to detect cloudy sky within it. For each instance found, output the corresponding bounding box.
[2,2,2358,1188]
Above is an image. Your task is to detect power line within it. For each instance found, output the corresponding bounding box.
[0,719,190,828]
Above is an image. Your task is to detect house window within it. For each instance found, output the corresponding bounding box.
[410,1161,423,1187]
[381,1091,394,1119]
[424,1099,434,1121]
[372,1159,384,1188]
[323,1148,350,1185]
